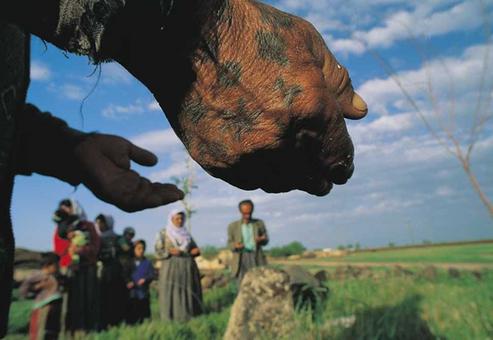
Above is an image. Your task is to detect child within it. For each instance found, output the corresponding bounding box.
[20,252,63,340]
[126,240,155,324]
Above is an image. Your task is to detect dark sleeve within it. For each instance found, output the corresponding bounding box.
[144,260,155,282]
[227,223,238,251]
[258,220,269,246]
[14,103,87,185]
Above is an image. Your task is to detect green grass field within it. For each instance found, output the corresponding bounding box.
[319,242,493,264]
[6,242,493,339]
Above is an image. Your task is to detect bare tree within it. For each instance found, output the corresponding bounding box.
[367,1,493,218]
[172,154,198,232]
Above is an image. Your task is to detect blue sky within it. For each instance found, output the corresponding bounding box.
[12,0,493,251]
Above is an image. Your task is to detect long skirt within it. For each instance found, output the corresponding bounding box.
[126,297,151,325]
[158,256,203,322]
[238,251,258,283]
[99,261,128,329]
[66,264,99,332]
[29,300,62,340]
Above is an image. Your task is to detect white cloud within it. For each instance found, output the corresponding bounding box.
[435,185,455,197]
[270,0,490,55]
[60,84,85,100]
[353,1,482,50]
[349,112,415,143]
[147,100,161,111]
[150,162,188,182]
[102,99,160,120]
[131,129,182,153]
[30,61,51,81]
[101,63,133,85]
[357,43,493,116]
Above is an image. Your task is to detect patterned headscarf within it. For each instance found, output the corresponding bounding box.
[70,199,87,221]
[165,209,191,251]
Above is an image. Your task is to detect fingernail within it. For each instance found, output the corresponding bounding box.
[352,93,368,113]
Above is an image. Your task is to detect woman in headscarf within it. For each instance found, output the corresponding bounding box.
[55,201,100,333]
[155,209,203,321]
[52,199,87,273]
[95,214,127,329]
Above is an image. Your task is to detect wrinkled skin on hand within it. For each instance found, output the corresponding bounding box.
[112,0,368,196]
[74,134,184,212]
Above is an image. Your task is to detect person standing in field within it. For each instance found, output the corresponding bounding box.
[95,214,127,329]
[155,210,203,321]
[126,240,155,325]
[52,199,86,273]
[227,200,269,283]
[56,206,100,333]
[19,252,63,340]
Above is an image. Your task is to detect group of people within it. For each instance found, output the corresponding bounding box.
[19,199,270,339]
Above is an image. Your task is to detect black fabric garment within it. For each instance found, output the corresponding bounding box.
[66,264,99,332]
[126,297,151,325]
[98,258,128,329]
[0,22,29,337]
[117,236,134,283]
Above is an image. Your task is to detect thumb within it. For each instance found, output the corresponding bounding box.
[322,51,368,120]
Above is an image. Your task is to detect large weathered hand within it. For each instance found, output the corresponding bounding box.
[74,134,184,212]
[110,0,368,195]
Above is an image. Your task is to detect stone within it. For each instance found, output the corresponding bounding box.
[448,268,461,278]
[301,251,316,259]
[195,256,226,271]
[420,266,438,280]
[283,265,329,312]
[201,275,215,290]
[224,267,294,340]
[218,250,233,267]
[314,270,330,282]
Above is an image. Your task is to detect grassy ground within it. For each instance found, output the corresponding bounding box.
[6,242,493,339]
[312,243,493,264]
[7,268,493,339]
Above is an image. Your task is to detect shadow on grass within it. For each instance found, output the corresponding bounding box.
[338,294,445,340]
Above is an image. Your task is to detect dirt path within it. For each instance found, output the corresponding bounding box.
[270,259,493,270]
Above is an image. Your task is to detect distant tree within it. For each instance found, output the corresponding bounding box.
[171,155,197,232]
[355,242,361,251]
[337,245,346,251]
[201,245,220,260]
[269,241,306,257]
[388,242,396,248]
[369,2,493,218]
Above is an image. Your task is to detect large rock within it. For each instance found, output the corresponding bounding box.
[224,267,294,340]
[283,266,329,312]
[195,256,226,271]
[217,250,233,267]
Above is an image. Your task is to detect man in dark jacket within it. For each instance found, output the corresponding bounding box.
[0,0,367,335]
[227,200,269,282]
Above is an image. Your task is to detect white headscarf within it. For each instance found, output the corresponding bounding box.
[165,209,192,251]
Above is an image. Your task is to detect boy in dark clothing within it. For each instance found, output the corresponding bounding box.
[19,252,62,340]
[126,240,154,325]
